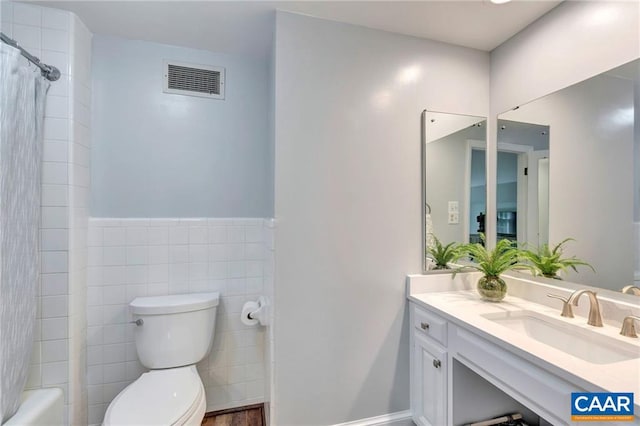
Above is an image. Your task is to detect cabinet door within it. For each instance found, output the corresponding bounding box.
[412,332,447,426]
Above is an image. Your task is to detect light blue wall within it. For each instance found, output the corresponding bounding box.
[469,149,486,232]
[496,151,518,211]
[91,35,272,217]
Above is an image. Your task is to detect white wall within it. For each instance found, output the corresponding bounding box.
[86,218,271,424]
[635,66,640,223]
[426,126,484,244]
[0,3,92,424]
[273,11,489,425]
[91,35,272,218]
[635,66,640,282]
[426,134,467,244]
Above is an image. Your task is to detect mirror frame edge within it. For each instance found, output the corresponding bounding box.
[421,109,428,273]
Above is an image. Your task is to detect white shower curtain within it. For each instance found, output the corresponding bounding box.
[0,44,49,423]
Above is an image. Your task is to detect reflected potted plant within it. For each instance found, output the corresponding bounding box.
[427,234,463,270]
[457,235,534,302]
[520,238,594,280]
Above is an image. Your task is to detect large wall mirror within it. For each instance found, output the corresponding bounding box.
[497,58,639,292]
[422,110,487,271]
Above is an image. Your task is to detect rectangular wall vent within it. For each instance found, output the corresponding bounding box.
[163,60,225,100]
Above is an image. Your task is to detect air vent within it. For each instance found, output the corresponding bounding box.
[163,61,225,100]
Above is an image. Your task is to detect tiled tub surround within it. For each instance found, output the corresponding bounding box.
[86,218,272,425]
[1,2,93,425]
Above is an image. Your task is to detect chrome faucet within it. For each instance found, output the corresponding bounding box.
[620,315,640,338]
[621,285,640,296]
[567,289,603,327]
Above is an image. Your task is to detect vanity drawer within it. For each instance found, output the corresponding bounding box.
[413,305,447,346]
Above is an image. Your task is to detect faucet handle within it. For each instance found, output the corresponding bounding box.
[547,293,574,318]
[620,315,640,338]
[622,285,640,296]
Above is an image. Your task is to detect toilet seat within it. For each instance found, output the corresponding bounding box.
[103,365,205,426]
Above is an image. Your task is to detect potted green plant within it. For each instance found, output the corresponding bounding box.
[458,236,534,302]
[427,234,463,270]
[520,238,594,280]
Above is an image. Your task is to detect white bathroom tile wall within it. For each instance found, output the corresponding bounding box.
[12,2,41,26]
[43,140,69,163]
[87,218,272,424]
[2,3,92,425]
[42,8,70,32]
[12,22,42,50]
[45,95,69,118]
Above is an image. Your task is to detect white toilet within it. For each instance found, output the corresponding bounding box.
[103,292,219,426]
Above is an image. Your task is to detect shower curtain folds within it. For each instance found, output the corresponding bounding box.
[0,44,50,423]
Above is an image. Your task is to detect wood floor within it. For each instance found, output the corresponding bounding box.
[202,404,265,426]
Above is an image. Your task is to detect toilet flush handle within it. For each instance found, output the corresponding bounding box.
[130,319,144,326]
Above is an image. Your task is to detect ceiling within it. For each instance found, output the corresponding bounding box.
[29,0,562,57]
[498,119,549,151]
[605,58,640,82]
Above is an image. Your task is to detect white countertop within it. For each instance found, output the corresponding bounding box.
[408,289,640,410]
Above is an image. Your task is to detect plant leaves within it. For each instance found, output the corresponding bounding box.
[520,238,594,277]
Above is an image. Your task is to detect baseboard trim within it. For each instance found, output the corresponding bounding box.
[204,402,265,417]
[331,410,413,426]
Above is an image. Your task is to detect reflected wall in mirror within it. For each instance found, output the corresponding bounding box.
[422,111,486,271]
[498,59,638,292]
[496,121,550,245]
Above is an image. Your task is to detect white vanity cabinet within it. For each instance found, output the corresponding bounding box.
[408,273,640,425]
[410,300,572,425]
[410,304,448,426]
[409,296,640,426]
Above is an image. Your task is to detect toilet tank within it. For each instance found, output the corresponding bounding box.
[129,292,219,369]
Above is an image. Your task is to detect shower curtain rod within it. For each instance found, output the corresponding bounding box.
[1,32,60,81]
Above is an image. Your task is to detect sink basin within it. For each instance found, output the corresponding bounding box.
[481,310,640,364]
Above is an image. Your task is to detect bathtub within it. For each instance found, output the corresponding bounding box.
[3,388,63,426]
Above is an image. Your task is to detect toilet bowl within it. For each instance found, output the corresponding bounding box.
[103,292,219,426]
[103,366,205,426]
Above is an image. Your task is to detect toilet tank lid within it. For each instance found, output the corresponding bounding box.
[130,292,219,315]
